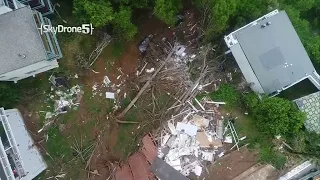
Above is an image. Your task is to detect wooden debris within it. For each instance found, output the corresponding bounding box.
[89,33,112,67]
[116,47,176,118]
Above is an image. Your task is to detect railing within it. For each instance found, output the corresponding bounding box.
[308,71,320,90]
[0,138,14,180]
[4,0,16,9]
[0,108,26,178]
[0,108,15,180]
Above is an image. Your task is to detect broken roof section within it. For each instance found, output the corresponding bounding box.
[225,10,320,95]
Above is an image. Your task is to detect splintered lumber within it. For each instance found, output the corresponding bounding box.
[116,47,176,118]
[89,34,112,67]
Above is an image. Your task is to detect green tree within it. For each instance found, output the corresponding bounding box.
[253,97,306,137]
[199,0,238,40]
[234,0,278,27]
[114,0,150,8]
[73,0,148,40]
[112,6,137,40]
[282,0,316,12]
[285,6,320,69]
[73,0,114,27]
[154,0,182,25]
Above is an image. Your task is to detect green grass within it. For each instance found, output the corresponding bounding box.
[156,93,171,109]
[231,108,287,169]
[112,41,125,58]
[196,84,241,110]
[114,108,139,158]
[120,97,131,108]
[259,147,287,169]
[59,109,78,124]
[115,123,136,158]
[46,126,73,160]
[97,41,126,71]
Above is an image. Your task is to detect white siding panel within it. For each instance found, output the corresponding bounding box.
[230,44,265,94]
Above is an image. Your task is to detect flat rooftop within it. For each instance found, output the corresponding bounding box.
[229,11,315,94]
[0,6,47,75]
[5,109,47,179]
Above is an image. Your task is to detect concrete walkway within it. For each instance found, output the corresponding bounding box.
[294,91,320,134]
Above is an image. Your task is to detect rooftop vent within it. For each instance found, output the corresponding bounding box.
[18,54,26,59]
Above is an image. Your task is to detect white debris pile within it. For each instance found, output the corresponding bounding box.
[157,100,226,177]
[47,85,84,117]
[39,85,84,133]
[92,76,112,97]
[171,44,197,68]
[91,73,129,111]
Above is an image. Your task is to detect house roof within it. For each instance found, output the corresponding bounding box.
[228,11,315,94]
[0,6,47,75]
[5,108,47,179]
[0,5,12,15]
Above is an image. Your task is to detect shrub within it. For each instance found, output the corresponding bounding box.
[305,132,320,156]
[243,92,260,111]
[253,97,306,137]
[259,147,287,169]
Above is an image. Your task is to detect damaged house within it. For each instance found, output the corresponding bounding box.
[0,108,47,180]
[0,3,62,83]
[224,10,320,96]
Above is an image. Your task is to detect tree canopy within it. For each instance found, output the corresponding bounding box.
[154,0,182,25]
[73,0,148,40]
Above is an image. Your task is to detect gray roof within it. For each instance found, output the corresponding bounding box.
[0,6,12,15]
[0,6,47,75]
[5,109,47,179]
[233,11,315,94]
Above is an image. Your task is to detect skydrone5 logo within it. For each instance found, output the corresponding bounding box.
[38,24,94,35]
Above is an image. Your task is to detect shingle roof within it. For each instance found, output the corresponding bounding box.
[0,6,47,75]
[233,11,315,94]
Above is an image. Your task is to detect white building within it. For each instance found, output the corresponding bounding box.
[0,1,62,83]
[0,108,47,180]
[224,10,320,96]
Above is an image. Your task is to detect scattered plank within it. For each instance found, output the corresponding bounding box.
[116,47,176,118]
